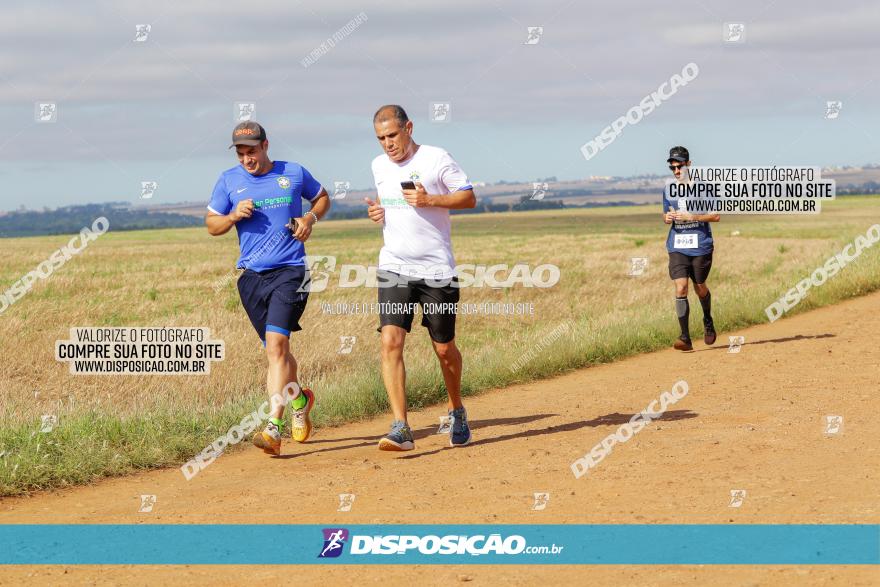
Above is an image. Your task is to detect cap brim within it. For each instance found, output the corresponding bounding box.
[229,139,262,149]
[667,156,688,163]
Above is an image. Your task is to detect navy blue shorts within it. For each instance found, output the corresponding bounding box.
[237,265,308,343]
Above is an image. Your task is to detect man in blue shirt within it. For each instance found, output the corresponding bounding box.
[206,121,331,455]
[662,146,720,351]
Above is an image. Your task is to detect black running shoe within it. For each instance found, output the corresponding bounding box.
[704,319,717,345]
[449,407,472,447]
[674,336,693,351]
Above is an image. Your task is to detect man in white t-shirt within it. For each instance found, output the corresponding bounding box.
[364,104,476,451]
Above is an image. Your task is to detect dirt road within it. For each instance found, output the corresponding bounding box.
[2,292,879,585]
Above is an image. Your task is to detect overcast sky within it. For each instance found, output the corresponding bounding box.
[0,0,878,210]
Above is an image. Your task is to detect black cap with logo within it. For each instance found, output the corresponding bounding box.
[229,121,267,149]
[667,146,690,163]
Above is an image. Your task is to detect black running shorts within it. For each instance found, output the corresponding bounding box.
[668,252,713,283]
[376,270,459,343]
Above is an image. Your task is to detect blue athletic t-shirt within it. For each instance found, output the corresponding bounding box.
[662,181,714,256]
[208,161,322,271]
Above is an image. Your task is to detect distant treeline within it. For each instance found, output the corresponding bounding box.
[326,195,642,220]
[324,196,564,219]
[25,192,880,237]
[837,182,880,195]
[0,197,653,237]
[0,203,201,238]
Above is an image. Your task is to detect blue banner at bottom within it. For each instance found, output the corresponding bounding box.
[0,525,877,565]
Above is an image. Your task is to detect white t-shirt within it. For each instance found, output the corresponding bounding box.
[371,144,471,279]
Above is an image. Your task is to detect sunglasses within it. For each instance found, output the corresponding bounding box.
[668,163,687,171]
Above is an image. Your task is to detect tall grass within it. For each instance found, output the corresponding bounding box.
[1,197,878,495]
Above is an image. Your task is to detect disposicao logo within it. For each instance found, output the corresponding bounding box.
[335,533,528,556]
[318,528,349,558]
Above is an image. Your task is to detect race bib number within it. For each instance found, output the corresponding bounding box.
[674,233,699,249]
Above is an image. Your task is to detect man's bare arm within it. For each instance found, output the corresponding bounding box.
[430,188,477,209]
[673,211,721,223]
[289,189,331,242]
[307,189,331,220]
[206,198,253,236]
[402,183,476,210]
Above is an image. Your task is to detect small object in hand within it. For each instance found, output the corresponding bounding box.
[287,218,299,235]
[400,181,416,191]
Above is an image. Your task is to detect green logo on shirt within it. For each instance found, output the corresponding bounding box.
[253,196,293,209]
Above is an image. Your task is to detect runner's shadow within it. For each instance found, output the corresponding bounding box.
[694,333,835,352]
[305,413,558,444]
[273,413,559,459]
[272,440,375,459]
[396,409,698,460]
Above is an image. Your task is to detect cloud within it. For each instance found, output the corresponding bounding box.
[0,0,877,208]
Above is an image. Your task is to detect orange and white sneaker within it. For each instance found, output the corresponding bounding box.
[291,388,315,443]
[252,422,282,456]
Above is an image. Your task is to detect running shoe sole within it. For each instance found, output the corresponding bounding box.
[252,431,281,456]
[378,437,414,451]
[449,433,472,447]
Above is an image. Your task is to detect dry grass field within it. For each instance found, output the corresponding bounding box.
[1,197,878,495]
